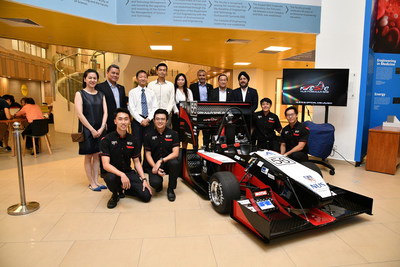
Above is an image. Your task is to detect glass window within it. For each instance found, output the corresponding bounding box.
[31,44,37,56]
[18,40,24,52]
[24,42,30,54]
[41,48,46,59]
[12,40,18,50]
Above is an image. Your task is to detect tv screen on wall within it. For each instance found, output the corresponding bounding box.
[282,69,349,106]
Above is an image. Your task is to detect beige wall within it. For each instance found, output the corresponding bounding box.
[232,69,282,113]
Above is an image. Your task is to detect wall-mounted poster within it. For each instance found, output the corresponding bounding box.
[372,0,400,53]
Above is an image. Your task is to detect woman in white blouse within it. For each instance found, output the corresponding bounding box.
[172,73,193,132]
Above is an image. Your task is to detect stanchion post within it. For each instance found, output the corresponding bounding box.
[7,122,40,215]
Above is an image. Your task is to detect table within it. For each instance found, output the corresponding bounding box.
[0,118,27,157]
[366,126,400,175]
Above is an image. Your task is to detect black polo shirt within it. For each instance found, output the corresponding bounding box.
[100,131,140,172]
[144,127,179,161]
[281,121,309,153]
[0,99,10,120]
[253,111,282,142]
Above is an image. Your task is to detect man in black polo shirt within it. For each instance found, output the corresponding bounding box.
[100,108,152,209]
[252,98,282,152]
[144,109,180,201]
[280,106,310,162]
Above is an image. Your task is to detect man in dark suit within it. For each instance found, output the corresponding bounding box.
[189,69,213,149]
[232,71,259,112]
[96,64,127,133]
[190,69,213,102]
[208,74,234,102]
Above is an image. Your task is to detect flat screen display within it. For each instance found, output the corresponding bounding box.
[282,69,349,106]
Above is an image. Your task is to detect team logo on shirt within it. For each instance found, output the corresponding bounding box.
[152,136,157,140]
[166,134,172,138]
[127,141,133,145]
[111,141,118,145]
[284,130,289,134]
[258,115,262,119]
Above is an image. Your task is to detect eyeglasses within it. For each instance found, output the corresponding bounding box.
[286,113,296,118]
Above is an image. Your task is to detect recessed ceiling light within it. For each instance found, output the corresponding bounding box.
[150,45,172,50]
[213,72,217,74]
[234,62,251,66]
[264,46,291,52]
[225,39,251,44]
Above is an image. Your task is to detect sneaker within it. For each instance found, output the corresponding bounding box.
[167,188,176,202]
[156,186,163,193]
[107,194,119,209]
[4,146,11,152]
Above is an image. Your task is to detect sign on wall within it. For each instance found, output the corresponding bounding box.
[12,0,321,33]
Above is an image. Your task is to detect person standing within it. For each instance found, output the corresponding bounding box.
[232,71,259,112]
[144,109,180,201]
[96,64,127,133]
[252,98,282,151]
[128,70,158,150]
[172,73,193,132]
[74,69,108,191]
[208,74,233,102]
[147,63,175,119]
[190,69,213,149]
[100,108,152,209]
[190,69,213,102]
[280,106,310,162]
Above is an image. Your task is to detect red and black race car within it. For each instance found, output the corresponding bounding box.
[178,101,373,242]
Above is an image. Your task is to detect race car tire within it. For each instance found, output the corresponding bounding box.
[301,161,323,178]
[209,172,240,214]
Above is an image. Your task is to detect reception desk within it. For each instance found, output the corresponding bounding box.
[366,126,400,175]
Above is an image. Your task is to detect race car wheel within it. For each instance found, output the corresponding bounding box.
[209,172,240,214]
[301,161,323,178]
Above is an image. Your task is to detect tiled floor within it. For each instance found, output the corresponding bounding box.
[0,128,399,267]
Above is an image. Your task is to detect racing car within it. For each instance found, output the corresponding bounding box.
[178,101,373,242]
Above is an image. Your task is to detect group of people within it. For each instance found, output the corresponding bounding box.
[0,94,44,153]
[74,63,310,209]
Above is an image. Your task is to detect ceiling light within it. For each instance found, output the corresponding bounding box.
[264,46,291,52]
[150,45,172,50]
[234,62,251,66]
[226,39,251,44]
[213,72,217,74]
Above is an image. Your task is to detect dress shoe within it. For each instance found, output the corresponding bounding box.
[167,188,176,202]
[88,185,101,192]
[119,190,125,198]
[107,194,119,209]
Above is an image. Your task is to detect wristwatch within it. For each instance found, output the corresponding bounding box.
[160,157,164,163]
[141,177,147,182]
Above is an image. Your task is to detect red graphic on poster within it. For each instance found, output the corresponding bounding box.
[374,0,400,53]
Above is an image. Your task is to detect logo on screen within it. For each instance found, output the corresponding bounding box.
[300,81,330,93]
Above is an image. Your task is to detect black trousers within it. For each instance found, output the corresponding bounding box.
[131,119,153,149]
[145,158,180,190]
[288,151,309,163]
[104,171,151,202]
